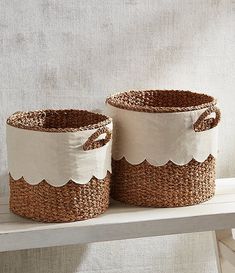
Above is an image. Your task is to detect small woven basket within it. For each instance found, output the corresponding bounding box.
[106,90,221,207]
[7,109,112,222]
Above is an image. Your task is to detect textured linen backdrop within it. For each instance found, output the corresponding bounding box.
[0,1,234,272]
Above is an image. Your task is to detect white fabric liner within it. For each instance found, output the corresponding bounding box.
[106,104,218,166]
[6,123,112,186]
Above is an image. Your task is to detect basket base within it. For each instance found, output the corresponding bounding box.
[10,174,111,223]
[111,156,216,208]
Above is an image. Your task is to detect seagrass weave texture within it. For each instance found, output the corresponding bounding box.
[7,109,111,132]
[106,90,217,113]
[111,156,215,207]
[10,174,111,222]
[107,90,221,207]
[8,109,112,222]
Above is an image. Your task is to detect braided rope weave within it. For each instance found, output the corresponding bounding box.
[8,109,112,222]
[107,90,220,207]
[106,90,216,113]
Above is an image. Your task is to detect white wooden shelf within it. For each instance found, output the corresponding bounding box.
[1,178,235,252]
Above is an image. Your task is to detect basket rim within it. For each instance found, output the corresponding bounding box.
[7,109,112,132]
[106,90,217,113]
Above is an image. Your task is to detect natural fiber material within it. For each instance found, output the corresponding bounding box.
[193,106,221,132]
[10,174,110,222]
[111,156,215,207]
[106,90,216,113]
[8,109,112,222]
[107,90,220,207]
[7,109,111,132]
[83,127,112,151]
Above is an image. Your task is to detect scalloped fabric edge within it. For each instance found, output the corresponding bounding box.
[106,104,218,166]
[9,170,111,187]
[112,154,216,167]
[7,123,112,187]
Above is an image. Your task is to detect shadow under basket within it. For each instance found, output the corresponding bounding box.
[106,90,221,207]
[7,109,112,222]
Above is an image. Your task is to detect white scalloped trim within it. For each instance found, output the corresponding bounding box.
[7,123,112,186]
[106,104,218,166]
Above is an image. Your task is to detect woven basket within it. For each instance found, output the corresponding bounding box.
[106,90,221,207]
[7,109,112,222]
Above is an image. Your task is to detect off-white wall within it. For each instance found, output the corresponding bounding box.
[0,1,234,272]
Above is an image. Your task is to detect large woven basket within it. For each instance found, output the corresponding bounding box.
[106,90,221,207]
[7,109,112,222]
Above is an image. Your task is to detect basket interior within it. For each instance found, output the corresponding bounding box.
[7,109,110,132]
[107,90,216,112]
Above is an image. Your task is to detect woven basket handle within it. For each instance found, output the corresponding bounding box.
[83,127,112,151]
[193,106,221,132]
